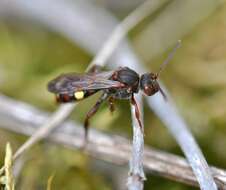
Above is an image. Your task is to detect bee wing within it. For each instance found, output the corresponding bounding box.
[48,71,123,94]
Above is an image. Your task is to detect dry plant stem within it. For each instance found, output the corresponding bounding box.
[127,94,145,190]
[0,0,218,189]
[0,95,225,189]
[4,143,14,190]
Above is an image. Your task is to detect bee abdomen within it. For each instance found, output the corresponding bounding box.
[56,90,99,103]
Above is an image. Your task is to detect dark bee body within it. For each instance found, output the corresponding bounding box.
[47,66,165,140]
[107,67,140,100]
[48,40,180,142]
[48,67,140,102]
[112,67,140,93]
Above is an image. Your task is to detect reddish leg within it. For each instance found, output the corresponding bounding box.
[130,94,143,133]
[108,97,115,114]
[84,93,109,142]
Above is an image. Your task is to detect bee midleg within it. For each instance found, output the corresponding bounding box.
[108,96,115,113]
[84,92,109,142]
[87,64,103,73]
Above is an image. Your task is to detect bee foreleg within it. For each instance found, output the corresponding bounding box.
[130,94,144,133]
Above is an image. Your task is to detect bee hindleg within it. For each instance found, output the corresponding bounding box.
[84,93,109,143]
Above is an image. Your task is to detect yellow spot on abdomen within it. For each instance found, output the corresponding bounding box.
[74,91,84,100]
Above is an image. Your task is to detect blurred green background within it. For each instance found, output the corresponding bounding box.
[0,0,226,189]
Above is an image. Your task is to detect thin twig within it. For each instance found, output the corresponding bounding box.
[0,95,225,189]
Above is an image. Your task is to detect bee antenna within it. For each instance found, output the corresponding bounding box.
[156,40,181,79]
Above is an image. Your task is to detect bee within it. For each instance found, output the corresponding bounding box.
[48,41,181,141]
